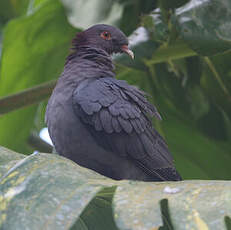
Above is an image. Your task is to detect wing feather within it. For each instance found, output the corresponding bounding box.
[72,77,180,181]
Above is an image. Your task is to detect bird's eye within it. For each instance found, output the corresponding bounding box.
[100,31,111,40]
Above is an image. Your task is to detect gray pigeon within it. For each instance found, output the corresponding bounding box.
[46,24,181,181]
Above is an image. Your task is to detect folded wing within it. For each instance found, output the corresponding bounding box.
[72,77,181,181]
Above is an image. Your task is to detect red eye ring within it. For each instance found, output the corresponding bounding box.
[100,31,111,40]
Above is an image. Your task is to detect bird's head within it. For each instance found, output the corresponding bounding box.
[73,24,134,59]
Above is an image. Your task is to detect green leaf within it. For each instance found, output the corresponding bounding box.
[147,41,196,64]
[159,0,190,10]
[0,149,113,230]
[114,180,231,230]
[60,0,123,28]
[0,146,24,177]
[0,0,76,153]
[0,0,30,23]
[163,114,231,180]
[173,0,231,56]
[202,54,231,117]
[1,147,231,230]
[119,0,158,35]
[142,10,169,43]
[72,187,119,230]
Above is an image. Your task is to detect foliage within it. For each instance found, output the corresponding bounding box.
[0,0,230,180]
[0,0,231,229]
[0,146,231,230]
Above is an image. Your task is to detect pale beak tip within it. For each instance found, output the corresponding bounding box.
[128,50,135,59]
[121,45,134,59]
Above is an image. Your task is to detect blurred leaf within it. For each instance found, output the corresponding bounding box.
[150,62,190,115]
[72,187,119,230]
[199,104,228,141]
[179,56,203,87]
[173,0,231,56]
[61,0,158,35]
[0,26,2,58]
[149,41,196,64]
[34,100,49,133]
[225,216,231,230]
[119,0,158,35]
[187,86,210,120]
[142,9,169,43]
[159,0,190,10]
[0,0,76,153]
[0,0,30,23]
[34,0,50,7]
[163,114,231,180]
[1,146,231,230]
[202,54,231,114]
[61,0,123,29]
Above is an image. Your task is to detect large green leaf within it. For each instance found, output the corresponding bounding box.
[0,147,24,178]
[0,0,230,182]
[173,0,231,56]
[61,0,123,28]
[162,114,231,180]
[0,0,76,153]
[114,180,231,230]
[118,0,158,35]
[0,0,29,23]
[0,146,114,230]
[0,146,230,230]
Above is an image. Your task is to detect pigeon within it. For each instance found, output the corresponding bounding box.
[46,24,181,181]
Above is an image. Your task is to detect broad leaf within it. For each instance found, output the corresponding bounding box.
[114,180,231,230]
[0,0,76,153]
[173,0,231,56]
[61,0,123,29]
[0,146,230,230]
[0,0,29,23]
[0,146,112,230]
[0,0,230,183]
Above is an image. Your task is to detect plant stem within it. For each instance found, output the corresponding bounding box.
[0,80,56,115]
[204,57,231,102]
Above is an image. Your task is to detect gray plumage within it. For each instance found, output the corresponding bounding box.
[46,24,181,181]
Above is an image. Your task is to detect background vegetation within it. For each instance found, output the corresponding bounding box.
[0,0,231,229]
[1,0,231,180]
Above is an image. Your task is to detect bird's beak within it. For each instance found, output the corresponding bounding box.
[121,45,134,59]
